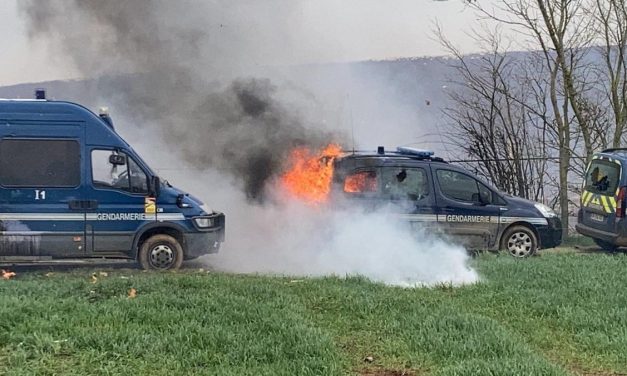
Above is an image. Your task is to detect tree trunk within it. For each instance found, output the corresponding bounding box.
[559,144,570,237]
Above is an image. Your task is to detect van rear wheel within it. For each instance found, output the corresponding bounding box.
[593,239,618,253]
[139,234,184,270]
[501,225,538,258]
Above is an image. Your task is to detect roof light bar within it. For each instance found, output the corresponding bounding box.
[396,146,434,158]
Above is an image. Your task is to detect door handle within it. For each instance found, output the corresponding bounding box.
[415,206,435,214]
[69,200,99,210]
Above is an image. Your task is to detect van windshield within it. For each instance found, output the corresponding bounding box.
[585,159,621,195]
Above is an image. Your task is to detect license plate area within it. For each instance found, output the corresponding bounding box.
[589,213,606,222]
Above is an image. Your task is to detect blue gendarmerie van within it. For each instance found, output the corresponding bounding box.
[331,146,562,257]
[0,92,225,269]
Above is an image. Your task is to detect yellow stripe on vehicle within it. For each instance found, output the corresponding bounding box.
[584,192,594,206]
[609,196,617,210]
[582,191,590,205]
[581,191,588,205]
[600,195,612,213]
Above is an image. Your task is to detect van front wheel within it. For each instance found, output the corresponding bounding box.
[139,234,184,270]
[501,225,538,258]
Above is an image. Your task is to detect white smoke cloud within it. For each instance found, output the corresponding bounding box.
[208,199,479,287]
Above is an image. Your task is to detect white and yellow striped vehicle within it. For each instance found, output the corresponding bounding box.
[577,149,627,252]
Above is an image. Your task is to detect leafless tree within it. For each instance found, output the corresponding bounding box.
[437,26,550,201]
[591,0,627,147]
[444,0,601,236]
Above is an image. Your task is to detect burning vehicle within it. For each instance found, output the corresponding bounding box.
[0,92,224,270]
[281,145,562,257]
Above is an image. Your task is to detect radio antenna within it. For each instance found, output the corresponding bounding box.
[348,93,355,154]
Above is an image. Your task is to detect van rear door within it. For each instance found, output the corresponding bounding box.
[0,127,85,257]
[581,157,622,230]
[378,165,438,231]
[340,164,438,230]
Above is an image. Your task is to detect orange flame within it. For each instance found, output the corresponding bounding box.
[280,144,342,204]
[344,171,377,193]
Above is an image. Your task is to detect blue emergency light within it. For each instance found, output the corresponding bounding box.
[396,146,434,158]
[35,88,46,100]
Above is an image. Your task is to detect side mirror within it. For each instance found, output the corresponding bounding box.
[109,154,126,166]
[472,191,491,206]
[149,176,161,197]
[479,190,491,205]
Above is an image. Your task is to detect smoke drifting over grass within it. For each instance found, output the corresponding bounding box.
[214,202,479,287]
[18,0,478,286]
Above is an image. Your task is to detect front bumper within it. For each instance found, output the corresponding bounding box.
[538,217,563,249]
[183,232,222,258]
[183,212,225,258]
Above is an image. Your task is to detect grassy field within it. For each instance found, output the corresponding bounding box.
[2,250,627,376]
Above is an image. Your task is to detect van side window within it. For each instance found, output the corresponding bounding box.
[91,150,148,194]
[381,167,429,201]
[344,170,378,193]
[437,169,485,203]
[0,139,80,187]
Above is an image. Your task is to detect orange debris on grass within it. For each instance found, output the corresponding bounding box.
[1,269,16,280]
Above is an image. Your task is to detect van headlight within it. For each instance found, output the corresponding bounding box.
[194,217,213,228]
[200,203,212,214]
[535,203,558,218]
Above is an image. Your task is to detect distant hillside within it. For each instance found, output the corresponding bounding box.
[0,57,458,153]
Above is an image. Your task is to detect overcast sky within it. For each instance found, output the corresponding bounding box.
[0,0,505,86]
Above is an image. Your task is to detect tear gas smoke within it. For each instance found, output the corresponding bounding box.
[17,0,478,286]
[210,199,479,287]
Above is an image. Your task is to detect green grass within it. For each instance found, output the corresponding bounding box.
[2,251,627,375]
[560,234,596,248]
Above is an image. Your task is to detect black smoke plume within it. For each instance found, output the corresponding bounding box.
[18,0,343,200]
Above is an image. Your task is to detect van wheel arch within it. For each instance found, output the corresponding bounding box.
[134,225,185,260]
[499,222,539,258]
[138,234,184,270]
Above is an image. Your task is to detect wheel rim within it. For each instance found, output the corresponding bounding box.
[507,232,534,257]
[149,244,175,269]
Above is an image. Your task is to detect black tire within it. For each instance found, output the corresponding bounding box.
[500,225,538,258]
[593,239,618,253]
[138,234,184,270]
